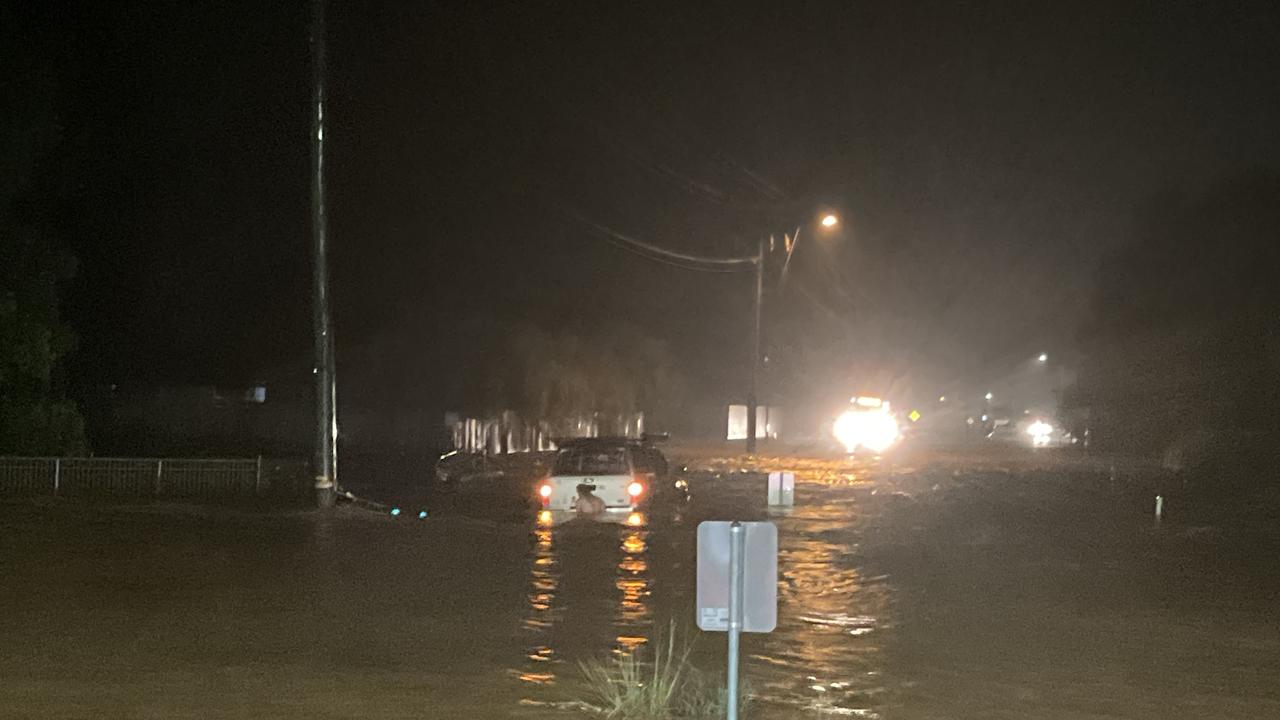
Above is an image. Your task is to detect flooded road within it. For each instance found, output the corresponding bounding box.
[2,451,1278,718]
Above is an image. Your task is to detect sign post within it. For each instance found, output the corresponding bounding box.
[726,522,744,719]
[697,520,777,720]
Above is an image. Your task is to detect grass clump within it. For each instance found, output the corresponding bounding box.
[576,623,745,719]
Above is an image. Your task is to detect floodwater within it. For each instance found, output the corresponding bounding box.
[2,450,1278,719]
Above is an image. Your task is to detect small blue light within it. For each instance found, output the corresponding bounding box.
[390,507,401,516]
[418,510,427,519]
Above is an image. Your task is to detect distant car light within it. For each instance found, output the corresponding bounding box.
[833,408,899,454]
[627,481,644,498]
[1027,420,1053,447]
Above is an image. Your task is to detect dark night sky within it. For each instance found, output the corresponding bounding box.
[13,1,1280,413]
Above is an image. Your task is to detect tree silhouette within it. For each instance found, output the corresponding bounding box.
[1074,170,1280,465]
[467,319,689,432]
[0,55,87,455]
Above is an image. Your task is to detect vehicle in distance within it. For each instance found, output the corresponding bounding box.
[832,396,901,454]
[993,417,1074,447]
[536,437,688,516]
[434,450,506,490]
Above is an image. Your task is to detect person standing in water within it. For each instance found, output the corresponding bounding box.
[574,483,606,517]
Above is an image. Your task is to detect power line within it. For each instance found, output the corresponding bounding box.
[596,234,750,273]
[572,212,758,272]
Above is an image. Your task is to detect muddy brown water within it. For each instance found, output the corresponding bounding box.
[2,453,1277,719]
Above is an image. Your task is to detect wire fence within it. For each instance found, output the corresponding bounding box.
[0,456,281,499]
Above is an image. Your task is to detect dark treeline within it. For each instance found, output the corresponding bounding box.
[1072,170,1280,472]
[457,319,693,435]
[0,16,86,455]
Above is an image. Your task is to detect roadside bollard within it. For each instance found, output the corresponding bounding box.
[767,471,795,507]
[1154,495,1163,524]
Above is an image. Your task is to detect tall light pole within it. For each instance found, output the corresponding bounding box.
[746,237,765,454]
[573,211,839,456]
[310,0,337,507]
[746,212,839,454]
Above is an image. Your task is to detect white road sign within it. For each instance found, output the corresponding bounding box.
[696,521,778,633]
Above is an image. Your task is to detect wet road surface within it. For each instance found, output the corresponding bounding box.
[2,450,1278,718]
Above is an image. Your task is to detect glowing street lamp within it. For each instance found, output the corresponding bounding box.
[747,210,842,452]
[984,392,994,401]
[1038,352,1048,363]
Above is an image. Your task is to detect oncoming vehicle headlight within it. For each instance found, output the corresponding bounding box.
[1026,420,1053,447]
[833,408,900,454]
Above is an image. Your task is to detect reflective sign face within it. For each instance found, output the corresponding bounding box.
[696,521,778,633]
[767,472,795,506]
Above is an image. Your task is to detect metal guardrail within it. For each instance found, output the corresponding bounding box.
[0,456,265,498]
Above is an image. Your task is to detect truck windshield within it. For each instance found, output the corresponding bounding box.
[553,447,629,475]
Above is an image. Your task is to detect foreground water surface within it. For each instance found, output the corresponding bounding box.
[2,450,1277,719]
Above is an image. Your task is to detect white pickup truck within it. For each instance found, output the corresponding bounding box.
[535,437,686,518]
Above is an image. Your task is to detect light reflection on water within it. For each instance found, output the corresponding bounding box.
[511,469,894,718]
[747,486,892,719]
[615,528,651,630]
[524,524,557,625]
[517,524,559,685]
[516,521,654,690]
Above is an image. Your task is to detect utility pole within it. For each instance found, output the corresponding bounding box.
[310,0,337,508]
[746,238,765,454]
[575,214,837,456]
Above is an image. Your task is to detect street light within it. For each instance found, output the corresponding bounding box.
[984,392,993,401]
[1038,352,1048,363]
[746,211,840,453]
